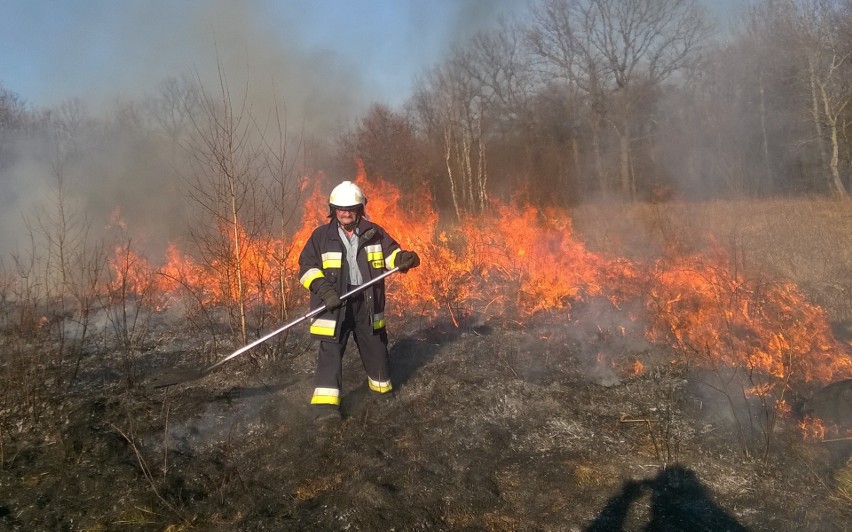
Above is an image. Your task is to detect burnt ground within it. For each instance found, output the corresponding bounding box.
[1,306,851,531]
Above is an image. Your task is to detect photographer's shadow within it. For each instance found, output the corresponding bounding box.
[587,464,747,532]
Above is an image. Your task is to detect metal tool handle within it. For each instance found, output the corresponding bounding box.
[202,267,401,374]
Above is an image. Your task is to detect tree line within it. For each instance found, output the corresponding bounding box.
[1,0,850,228]
[338,0,851,215]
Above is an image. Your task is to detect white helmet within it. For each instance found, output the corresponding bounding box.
[329,181,367,209]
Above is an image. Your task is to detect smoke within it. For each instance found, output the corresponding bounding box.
[0,144,56,257]
[0,2,364,259]
[565,297,652,387]
[65,1,373,130]
[0,1,533,261]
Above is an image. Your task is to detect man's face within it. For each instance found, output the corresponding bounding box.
[334,206,359,227]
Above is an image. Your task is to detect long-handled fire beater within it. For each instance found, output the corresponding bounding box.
[150,267,400,388]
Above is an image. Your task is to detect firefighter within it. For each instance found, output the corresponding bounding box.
[298,180,420,422]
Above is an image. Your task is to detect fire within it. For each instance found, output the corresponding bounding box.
[631,359,645,376]
[107,244,155,296]
[798,416,826,442]
[156,225,294,310]
[105,168,851,425]
[644,251,851,386]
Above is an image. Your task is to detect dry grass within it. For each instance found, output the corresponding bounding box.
[572,197,852,321]
[836,457,852,502]
[291,472,345,501]
[573,464,599,487]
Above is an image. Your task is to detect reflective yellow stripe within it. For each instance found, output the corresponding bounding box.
[310,318,337,336]
[311,387,341,405]
[386,248,400,269]
[368,377,393,393]
[372,312,385,330]
[364,244,385,268]
[300,268,324,289]
[322,251,342,269]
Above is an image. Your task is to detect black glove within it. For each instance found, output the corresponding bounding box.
[395,250,421,272]
[313,280,343,311]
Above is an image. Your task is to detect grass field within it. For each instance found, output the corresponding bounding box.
[572,197,852,323]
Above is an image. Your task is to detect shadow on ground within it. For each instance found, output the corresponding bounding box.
[587,465,747,532]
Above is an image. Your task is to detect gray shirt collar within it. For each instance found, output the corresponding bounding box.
[337,223,363,286]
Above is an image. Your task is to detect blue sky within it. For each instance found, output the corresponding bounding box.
[1,1,742,115]
[1,0,533,119]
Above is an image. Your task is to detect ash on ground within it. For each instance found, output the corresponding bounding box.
[1,311,850,531]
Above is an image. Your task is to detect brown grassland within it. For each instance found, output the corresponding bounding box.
[0,196,850,531]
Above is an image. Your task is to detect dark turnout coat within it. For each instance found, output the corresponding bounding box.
[298,218,403,342]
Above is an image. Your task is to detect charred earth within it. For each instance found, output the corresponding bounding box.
[1,308,850,531]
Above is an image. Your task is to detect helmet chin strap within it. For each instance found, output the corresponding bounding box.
[341,214,360,232]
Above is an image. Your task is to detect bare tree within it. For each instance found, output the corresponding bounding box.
[145,75,201,143]
[456,22,563,201]
[414,58,489,219]
[527,0,610,194]
[101,225,158,388]
[528,0,711,198]
[729,0,851,196]
[255,93,304,341]
[792,0,850,196]
[50,98,89,158]
[184,66,266,344]
[337,103,427,192]
[144,75,203,169]
[182,62,301,348]
[1,159,106,412]
[0,84,26,129]
[33,162,106,390]
[0,84,29,178]
[737,2,800,194]
[459,20,537,132]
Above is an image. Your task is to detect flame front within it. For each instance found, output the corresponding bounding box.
[108,170,851,403]
[644,251,851,385]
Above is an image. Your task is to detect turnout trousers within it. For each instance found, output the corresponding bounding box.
[311,288,392,406]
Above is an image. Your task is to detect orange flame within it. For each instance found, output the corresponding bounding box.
[644,251,851,385]
[631,359,645,376]
[798,416,826,442]
[106,168,851,408]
